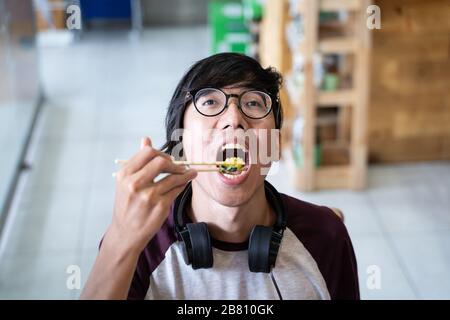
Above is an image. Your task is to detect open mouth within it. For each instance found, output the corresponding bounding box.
[216,143,250,180]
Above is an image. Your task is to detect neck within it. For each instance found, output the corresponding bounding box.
[189,182,275,243]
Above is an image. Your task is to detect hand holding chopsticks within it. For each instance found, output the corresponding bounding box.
[100,138,197,267]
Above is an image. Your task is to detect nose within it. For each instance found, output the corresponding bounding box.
[219,96,246,130]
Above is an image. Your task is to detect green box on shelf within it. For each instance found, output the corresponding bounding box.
[209,0,251,54]
[242,0,264,21]
[216,33,252,53]
[293,143,322,168]
[322,73,340,91]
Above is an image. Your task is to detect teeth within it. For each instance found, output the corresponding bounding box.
[221,143,246,151]
[223,173,244,179]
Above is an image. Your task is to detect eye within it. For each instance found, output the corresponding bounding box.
[202,99,216,106]
[245,100,263,108]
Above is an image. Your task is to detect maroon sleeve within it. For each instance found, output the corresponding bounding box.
[127,251,151,299]
[127,213,179,300]
[282,194,360,300]
[325,214,359,300]
[97,237,150,300]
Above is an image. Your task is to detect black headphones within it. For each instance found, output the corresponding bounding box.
[173,180,286,273]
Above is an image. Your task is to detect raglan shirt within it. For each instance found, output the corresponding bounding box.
[126,193,360,300]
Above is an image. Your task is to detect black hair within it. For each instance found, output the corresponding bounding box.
[161,52,283,156]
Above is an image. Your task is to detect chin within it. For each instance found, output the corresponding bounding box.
[212,190,252,207]
[195,166,265,207]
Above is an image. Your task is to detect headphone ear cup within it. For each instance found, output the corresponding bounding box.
[248,226,274,273]
[186,222,213,269]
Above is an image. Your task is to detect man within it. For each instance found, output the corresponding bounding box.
[81,53,359,300]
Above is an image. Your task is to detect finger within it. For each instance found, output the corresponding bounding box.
[154,169,197,194]
[122,146,172,177]
[141,137,152,150]
[159,183,192,209]
[120,146,156,176]
[131,155,187,189]
[144,183,189,225]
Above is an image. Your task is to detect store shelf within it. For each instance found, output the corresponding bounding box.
[288,164,351,190]
[318,37,358,54]
[298,0,362,14]
[316,165,351,189]
[299,37,357,54]
[296,90,356,108]
[320,0,362,11]
[261,0,371,191]
[317,89,355,106]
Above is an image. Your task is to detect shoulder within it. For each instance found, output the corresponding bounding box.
[280,193,360,300]
[281,193,348,243]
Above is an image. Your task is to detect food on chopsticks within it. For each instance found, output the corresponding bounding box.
[218,157,246,174]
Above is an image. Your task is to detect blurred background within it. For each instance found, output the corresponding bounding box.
[0,0,449,299]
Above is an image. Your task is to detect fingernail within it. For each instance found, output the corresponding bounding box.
[140,138,145,150]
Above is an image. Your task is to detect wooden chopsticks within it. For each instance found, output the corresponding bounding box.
[113,158,222,174]
[115,159,226,166]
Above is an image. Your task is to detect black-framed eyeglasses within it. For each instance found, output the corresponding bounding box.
[185,87,275,120]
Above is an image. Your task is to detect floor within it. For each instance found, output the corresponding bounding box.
[0,27,449,300]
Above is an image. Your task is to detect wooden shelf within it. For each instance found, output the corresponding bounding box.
[286,54,356,105]
[318,37,358,53]
[299,37,357,54]
[316,165,351,189]
[317,89,355,106]
[260,0,371,191]
[320,0,362,11]
[296,90,356,107]
[298,0,362,14]
[288,164,352,190]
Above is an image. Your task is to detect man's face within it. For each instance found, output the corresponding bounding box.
[181,86,279,207]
